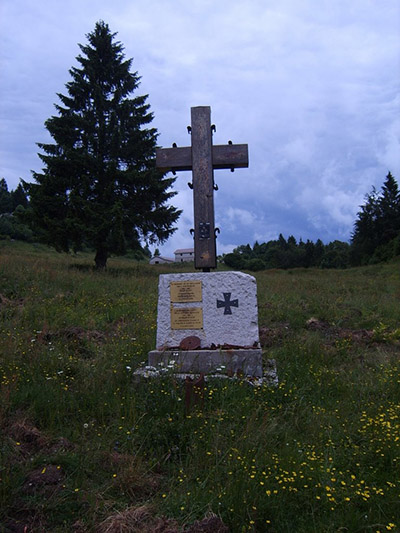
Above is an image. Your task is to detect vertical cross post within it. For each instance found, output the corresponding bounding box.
[191,106,216,270]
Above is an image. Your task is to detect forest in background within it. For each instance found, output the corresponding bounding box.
[223,172,400,270]
[1,172,399,270]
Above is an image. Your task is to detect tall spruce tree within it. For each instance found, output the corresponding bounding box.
[0,178,12,214]
[379,172,400,243]
[27,21,181,268]
[351,172,400,265]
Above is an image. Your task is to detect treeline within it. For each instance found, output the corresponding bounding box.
[223,237,351,271]
[0,178,33,241]
[223,172,400,271]
[2,171,399,270]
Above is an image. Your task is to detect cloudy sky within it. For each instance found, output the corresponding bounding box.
[1,0,399,256]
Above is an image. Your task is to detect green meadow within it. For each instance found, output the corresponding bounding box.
[1,241,399,532]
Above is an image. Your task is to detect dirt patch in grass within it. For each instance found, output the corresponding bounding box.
[98,506,229,533]
[259,323,290,347]
[260,318,376,349]
[104,451,162,499]
[3,513,48,533]
[34,325,107,358]
[305,317,374,344]
[2,420,61,531]
[7,417,49,457]
[186,513,229,532]
[0,292,12,306]
[38,325,106,344]
[22,464,64,495]
[99,504,179,533]
[0,293,24,307]
[4,414,76,461]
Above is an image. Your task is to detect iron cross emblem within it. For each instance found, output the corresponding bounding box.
[217,292,239,315]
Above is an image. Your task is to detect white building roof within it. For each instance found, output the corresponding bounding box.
[174,248,194,254]
[149,256,174,264]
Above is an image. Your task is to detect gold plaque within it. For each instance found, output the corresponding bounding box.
[171,307,203,329]
[170,281,202,303]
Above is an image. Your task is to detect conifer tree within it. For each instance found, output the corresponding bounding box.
[379,172,400,243]
[27,21,181,268]
[351,172,400,265]
[11,183,29,210]
[0,178,12,214]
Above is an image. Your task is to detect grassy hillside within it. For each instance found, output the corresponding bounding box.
[1,241,399,532]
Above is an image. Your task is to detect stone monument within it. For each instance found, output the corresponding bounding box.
[148,106,263,377]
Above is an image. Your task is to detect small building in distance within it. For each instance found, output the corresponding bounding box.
[174,248,194,262]
[149,255,174,265]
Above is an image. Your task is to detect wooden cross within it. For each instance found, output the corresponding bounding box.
[156,106,248,271]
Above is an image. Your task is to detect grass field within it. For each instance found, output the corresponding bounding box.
[1,241,399,532]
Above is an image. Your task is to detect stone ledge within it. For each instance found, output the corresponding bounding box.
[148,348,263,377]
[132,359,278,387]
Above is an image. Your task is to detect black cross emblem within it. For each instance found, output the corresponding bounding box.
[217,292,239,315]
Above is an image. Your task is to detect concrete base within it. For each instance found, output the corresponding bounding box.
[148,348,263,377]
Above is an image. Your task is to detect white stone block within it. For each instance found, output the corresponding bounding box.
[155,271,260,349]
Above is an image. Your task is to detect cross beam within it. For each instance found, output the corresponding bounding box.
[156,106,248,270]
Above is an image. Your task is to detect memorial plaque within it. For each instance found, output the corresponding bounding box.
[170,281,202,303]
[171,307,203,329]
